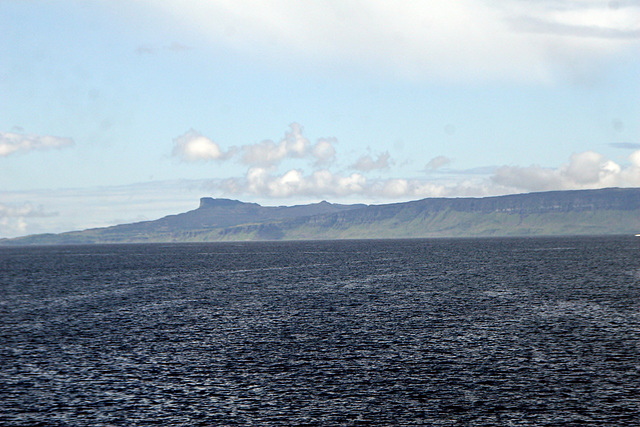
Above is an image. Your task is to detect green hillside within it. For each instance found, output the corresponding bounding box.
[3,188,639,245]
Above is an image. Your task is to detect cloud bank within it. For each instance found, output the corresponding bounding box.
[145,0,640,82]
[216,150,640,201]
[493,150,640,192]
[219,167,496,200]
[0,132,74,157]
[222,168,367,198]
[170,123,640,201]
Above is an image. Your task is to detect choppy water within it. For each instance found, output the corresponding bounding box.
[1,236,640,426]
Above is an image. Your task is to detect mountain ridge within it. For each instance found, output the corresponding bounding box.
[3,187,640,245]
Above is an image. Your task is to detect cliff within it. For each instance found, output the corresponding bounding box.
[3,188,639,245]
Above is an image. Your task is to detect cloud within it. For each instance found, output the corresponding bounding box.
[143,0,640,82]
[165,42,191,52]
[609,142,640,149]
[135,45,155,55]
[241,123,337,166]
[425,156,452,171]
[222,167,366,198]
[172,129,234,162]
[221,167,493,200]
[0,202,54,219]
[491,150,640,192]
[452,166,498,175]
[0,202,58,238]
[312,138,337,165]
[11,148,640,238]
[509,1,640,40]
[241,123,309,165]
[352,151,391,171]
[0,132,74,157]
[220,149,640,201]
[0,181,213,238]
[172,124,336,166]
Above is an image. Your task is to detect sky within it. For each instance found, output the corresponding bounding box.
[1,0,639,238]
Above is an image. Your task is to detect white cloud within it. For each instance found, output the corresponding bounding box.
[0,217,28,236]
[172,123,336,167]
[380,179,409,197]
[629,150,640,167]
[492,150,640,192]
[241,139,286,166]
[221,167,493,200]
[0,132,74,157]
[143,0,640,82]
[241,123,337,166]
[312,138,337,165]
[220,149,640,201]
[352,151,391,171]
[508,1,640,39]
[242,123,310,165]
[172,129,233,162]
[223,168,367,198]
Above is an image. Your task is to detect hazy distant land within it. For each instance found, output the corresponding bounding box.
[2,187,640,245]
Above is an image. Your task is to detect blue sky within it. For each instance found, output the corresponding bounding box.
[1,0,639,237]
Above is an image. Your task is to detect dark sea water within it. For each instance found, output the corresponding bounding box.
[1,236,640,426]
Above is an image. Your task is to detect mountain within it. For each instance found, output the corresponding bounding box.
[3,188,640,245]
[2,198,365,245]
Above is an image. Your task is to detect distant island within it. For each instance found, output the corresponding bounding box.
[2,187,640,245]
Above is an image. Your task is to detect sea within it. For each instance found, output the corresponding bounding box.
[1,236,639,426]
